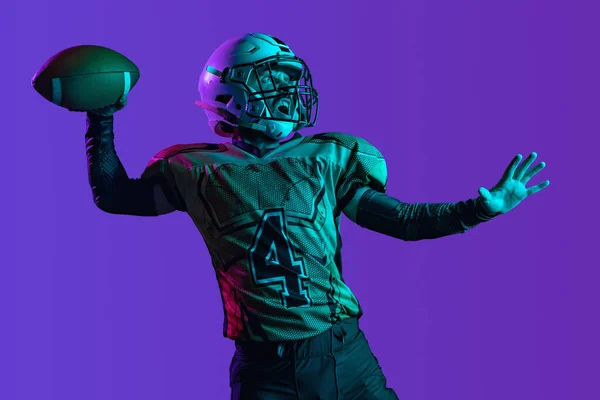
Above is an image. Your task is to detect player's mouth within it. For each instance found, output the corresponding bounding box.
[275,98,291,116]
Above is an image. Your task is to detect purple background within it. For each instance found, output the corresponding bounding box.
[2,0,598,399]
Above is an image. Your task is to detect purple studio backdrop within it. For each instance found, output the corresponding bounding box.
[2,1,598,399]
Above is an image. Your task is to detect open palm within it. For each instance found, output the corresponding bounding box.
[479,152,550,215]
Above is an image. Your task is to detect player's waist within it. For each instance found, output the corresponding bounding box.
[233,316,360,360]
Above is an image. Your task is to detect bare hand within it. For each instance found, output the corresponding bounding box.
[478,152,550,215]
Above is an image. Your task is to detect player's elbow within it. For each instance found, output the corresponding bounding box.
[93,196,122,215]
[91,189,128,214]
[92,191,162,217]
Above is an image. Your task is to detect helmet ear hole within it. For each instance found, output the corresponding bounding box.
[215,94,233,104]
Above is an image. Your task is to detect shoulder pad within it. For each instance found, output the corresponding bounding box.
[145,143,227,168]
[304,132,352,145]
[304,132,382,157]
[152,143,227,160]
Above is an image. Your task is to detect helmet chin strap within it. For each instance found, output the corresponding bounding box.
[195,99,298,138]
[195,100,267,132]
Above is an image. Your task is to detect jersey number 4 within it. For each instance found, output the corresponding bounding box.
[249,210,312,308]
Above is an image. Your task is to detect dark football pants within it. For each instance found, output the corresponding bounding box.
[230,317,399,399]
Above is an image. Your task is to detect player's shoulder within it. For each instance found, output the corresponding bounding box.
[145,142,227,164]
[142,142,228,178]
[302,132,383,157]
[151,143,227,161]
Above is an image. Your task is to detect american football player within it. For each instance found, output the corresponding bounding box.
[83,33,550,399]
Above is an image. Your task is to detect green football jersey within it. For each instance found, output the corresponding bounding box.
[143,132,387,342]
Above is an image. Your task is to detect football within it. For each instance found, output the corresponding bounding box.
[32,45,140,111]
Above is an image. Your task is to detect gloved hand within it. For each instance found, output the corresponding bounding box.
[73,94,128,117]
[87,94,128,117]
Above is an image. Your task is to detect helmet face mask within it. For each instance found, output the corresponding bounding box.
[197,33,319,141]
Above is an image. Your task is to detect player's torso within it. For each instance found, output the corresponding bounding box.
[167,134,358,341]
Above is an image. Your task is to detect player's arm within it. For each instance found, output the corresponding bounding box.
[85,109,185,216]
[343,188,498,241]
[332,132,498,241]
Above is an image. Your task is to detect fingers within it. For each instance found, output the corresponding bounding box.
[88,95,128,116]
[502,154,523,182]
[522,161,546,183]
[514,152,537,181]
[526,180,550,196]
[116,95,128,110]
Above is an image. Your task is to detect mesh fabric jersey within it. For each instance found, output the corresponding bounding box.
[143,132,387,342]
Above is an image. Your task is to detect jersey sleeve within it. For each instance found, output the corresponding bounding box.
[328,133,388,211]
[141,146,188,213]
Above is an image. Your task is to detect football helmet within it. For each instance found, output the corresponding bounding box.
[196,33,319,140]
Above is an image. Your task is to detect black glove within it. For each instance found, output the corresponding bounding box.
[87,94,128,118]
[69,94,128,116]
